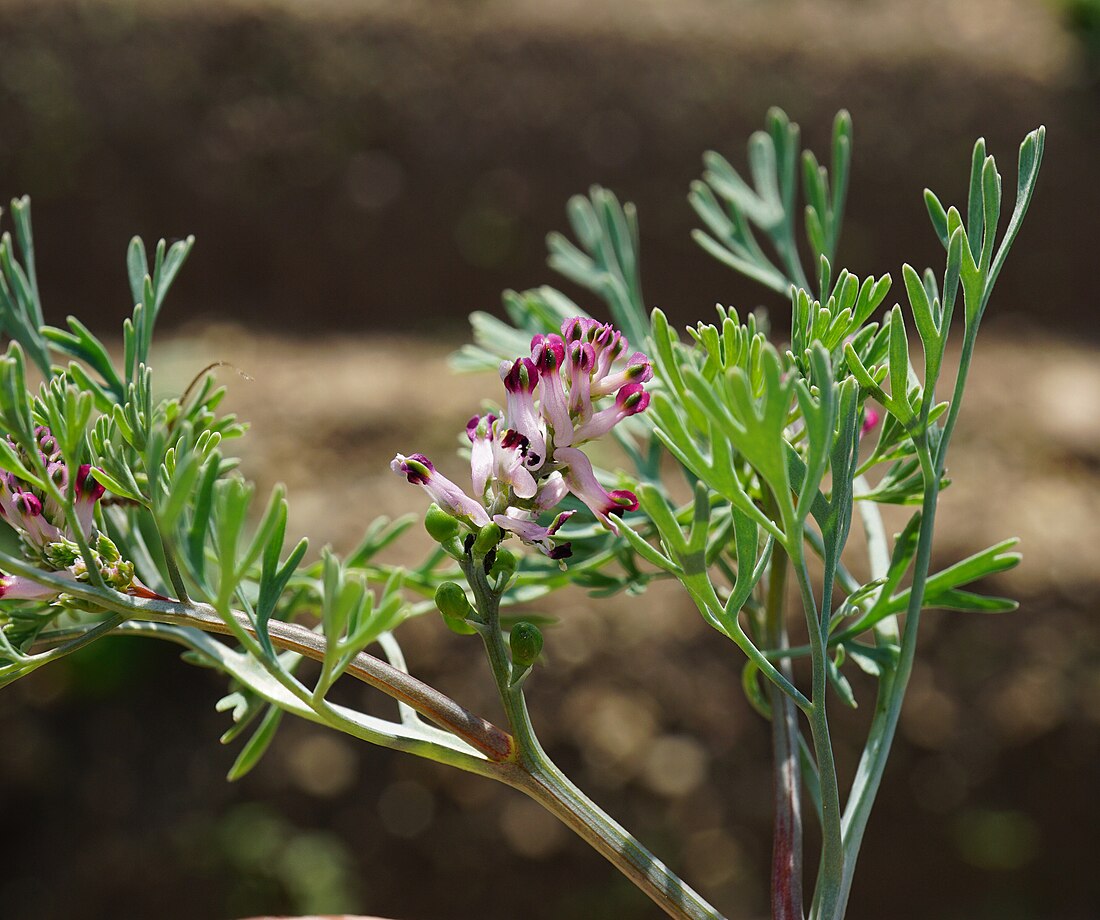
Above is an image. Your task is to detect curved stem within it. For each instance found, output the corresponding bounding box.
[112,618,506,779]
[2,553,514,764]
[2,613,127,687]
[464,553,726,920]
[508,752,727,920]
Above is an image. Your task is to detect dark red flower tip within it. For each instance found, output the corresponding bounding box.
[466,414,497,442]
[500,429,530,453]
[13,491,43,517]
[549,543,573,560]
[503,358,538,394]
[561,317,591,343]
[607,489,639,516]
[569,342,595,372]
[399,454,435,484]
[75,465,106,502]
[616,383,651,415]
[532,334,565,371]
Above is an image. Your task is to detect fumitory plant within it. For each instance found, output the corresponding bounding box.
[0,108,1043,920]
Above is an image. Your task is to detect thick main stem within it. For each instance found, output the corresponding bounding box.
[5,562,514,764]
[764,530,803,919]
[510,752,726,920]
[465,555,726,920]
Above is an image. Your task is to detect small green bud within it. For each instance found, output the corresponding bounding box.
[435,581,474,620]
[509,621,543,667]
[489,547,518,582]
[96,532,121,563]
[472,522,502,557]
[424,503,460,543]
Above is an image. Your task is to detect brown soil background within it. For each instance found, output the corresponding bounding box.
[1,2,1099,920]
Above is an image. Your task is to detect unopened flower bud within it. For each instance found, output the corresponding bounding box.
[435,581,477,634]
[472,522,503,558]
[509,621,543,667]
[424,503,460,543]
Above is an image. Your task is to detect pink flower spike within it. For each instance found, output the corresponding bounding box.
[571,383,650,443]
[501,357,547,468]
[391,453,491,527]
[554,446,638,534]
[531,336,574,447]
[590,352,654,398]
[861,407,880,436]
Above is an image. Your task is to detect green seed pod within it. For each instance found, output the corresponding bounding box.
[489,547,518,582]
[509,621,544,667]
[472,522,503,557]
[424,503,460,543]
[435,581,474,620]
[434,582,478,635]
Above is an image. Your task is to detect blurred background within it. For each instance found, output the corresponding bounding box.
[1,0,1099,918]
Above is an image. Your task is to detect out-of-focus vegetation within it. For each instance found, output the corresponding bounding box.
[0,0,1093,338]
[1056,0,1100,76]
[1,2,1098,920]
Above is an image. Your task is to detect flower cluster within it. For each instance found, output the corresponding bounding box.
[0,427,133,602]
[393,318,652,559]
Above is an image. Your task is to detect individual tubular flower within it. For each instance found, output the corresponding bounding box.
[393,316,650,559]
[0,573,66,601]
[493,508,575,560]
[530,335,573,446]
[496,429,538,499]
[590,352,654,398]
[74,465,106,537]
[500,357,547,468]
[554,447,638,534]
[466,414,497,499]
[391,453,491,528]
[570,383,651,443]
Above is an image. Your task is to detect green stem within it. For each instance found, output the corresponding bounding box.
[1,556,514,764]
[464,553,726,920]
[763,543,804,920]
[774,222,811,294]
[509,752,726,920]
[1,613,126,686]
[788,542,843,920]
[834,445,939,915]
[936,329,977,471]
[158,534,191,606]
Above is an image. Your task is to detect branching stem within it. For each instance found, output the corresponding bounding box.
[463,553,727,920]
